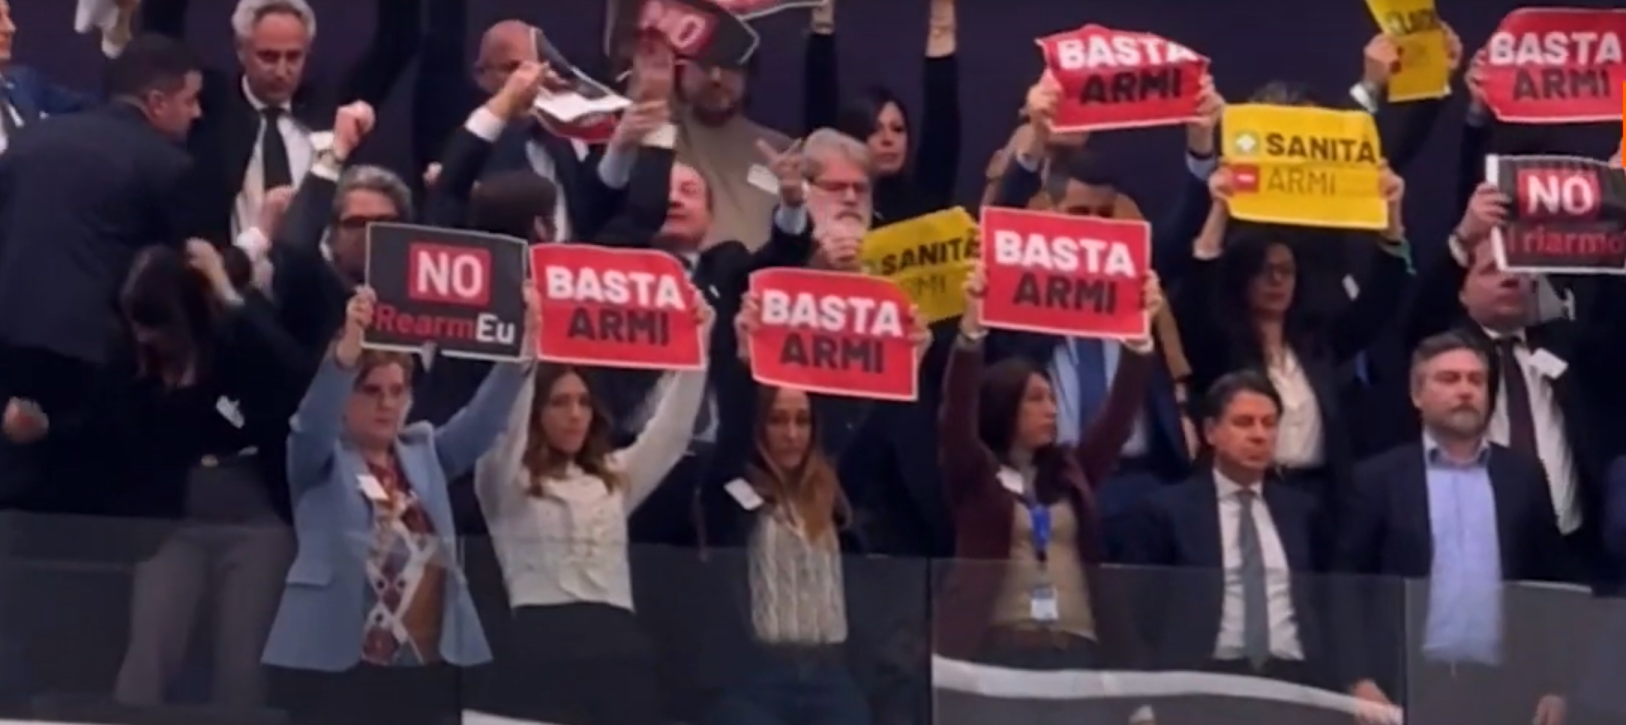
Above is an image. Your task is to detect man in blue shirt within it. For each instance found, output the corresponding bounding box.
[1335,331,1568,725]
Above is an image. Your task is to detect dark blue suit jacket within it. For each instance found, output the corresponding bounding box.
[1120,470,1330,682]
[1332,442,1570,697]
[3,65,95,123]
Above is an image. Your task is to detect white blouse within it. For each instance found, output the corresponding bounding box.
[1265,350,1324,468]
[474,369,707,611]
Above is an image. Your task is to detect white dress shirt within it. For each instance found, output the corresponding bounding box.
[1264,350,1325,468]
[233,78,314,242]
[474,366,708,611]
[1213,472,1305,661]
[1481,328,1579,533]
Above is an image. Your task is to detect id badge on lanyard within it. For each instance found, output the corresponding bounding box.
[1027,499,1059,623]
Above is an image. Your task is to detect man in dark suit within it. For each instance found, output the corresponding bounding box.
[0,33,199,510]
[412,4,630,241]
[127,0,419,247]
[0,0,98,154]
[1122,371,1329,687]
[1401,185,1626,583]
[1335,332,1571,725]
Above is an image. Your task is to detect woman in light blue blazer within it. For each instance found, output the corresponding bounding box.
[263,286,533,725]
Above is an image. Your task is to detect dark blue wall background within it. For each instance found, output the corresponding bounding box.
[14,0,1621,247]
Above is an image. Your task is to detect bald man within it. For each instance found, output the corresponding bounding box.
[413,3,644,243]
[473,19,535,94]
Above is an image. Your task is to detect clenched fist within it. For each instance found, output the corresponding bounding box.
[333,102,376,160]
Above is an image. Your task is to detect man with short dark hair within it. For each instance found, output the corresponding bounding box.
[0,32,200,509]
[1122,370,1332,700]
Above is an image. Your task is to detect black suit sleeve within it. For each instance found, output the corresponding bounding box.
[424,126,499,227]
[594,146,680,249]
[1378,99,1445,174]
[1119,494,1176,566]
[1331,455,1389,689]
[338,0,422,108]
[573,150,635,243]
[134,0,186,39]
[1402,244,1471,353]
[1327,248,1411,363]
[154,151,194,248]
[269,173,346,354]
[1519,457,1571,584]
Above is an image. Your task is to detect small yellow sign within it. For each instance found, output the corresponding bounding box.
[859,207,979,323]
[1366,0,1451,103]
[1222,104,1389,230]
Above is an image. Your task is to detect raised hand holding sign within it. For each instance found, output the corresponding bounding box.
[531,244,706,370]
[363,224,531,361]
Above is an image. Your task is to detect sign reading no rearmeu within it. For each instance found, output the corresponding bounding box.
[363,222,530,361]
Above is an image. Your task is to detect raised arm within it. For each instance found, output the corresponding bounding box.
[912,0,961,208]
[423,65,545,227]
[613,300,715,510]
[337,0,422,109]
[614,367,708,511]
[1074,277,1163,485]
[286,289,374,491]
[434,288,540,477]
[801,1,838,134]
[473,363,536,524]
[1327,170,1413,363]
[411,0,479,189]
[434,361,534,480]
[939,267,998,508]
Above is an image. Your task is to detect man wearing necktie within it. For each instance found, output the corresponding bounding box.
[102,0,421,246]
[1123,372,1332,715]
[1406,184,1626,581]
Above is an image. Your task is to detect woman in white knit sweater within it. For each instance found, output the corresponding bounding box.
[474,298,713,725]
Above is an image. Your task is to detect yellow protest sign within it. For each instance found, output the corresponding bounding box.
[859,207,978,323]
[1222,104,1388,231]
[1366,0,1450,103]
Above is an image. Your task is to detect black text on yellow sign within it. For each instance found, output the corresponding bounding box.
[859,207,980,323]
[1221,104,1389,231]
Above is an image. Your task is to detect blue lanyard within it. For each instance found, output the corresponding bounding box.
[1026,498,1051,565]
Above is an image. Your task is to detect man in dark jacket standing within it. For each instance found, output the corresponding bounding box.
[0,33,200,511]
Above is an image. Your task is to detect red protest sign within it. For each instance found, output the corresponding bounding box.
[1488,154,1626,274]
[1036,24,1208,133]
[531,244,704,370]
[979,207,1150,339]
[746,268,918,401]
[1481,9,1626,124]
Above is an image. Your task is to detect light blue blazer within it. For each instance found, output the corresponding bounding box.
[262,353,529,672]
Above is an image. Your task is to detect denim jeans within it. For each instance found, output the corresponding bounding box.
[707,646,870,725]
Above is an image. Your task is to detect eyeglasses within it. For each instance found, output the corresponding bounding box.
[810,178,870,197]
[335,214,398,231]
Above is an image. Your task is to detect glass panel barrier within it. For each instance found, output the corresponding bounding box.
[929,561,1405,725]
[0,513,1612,725]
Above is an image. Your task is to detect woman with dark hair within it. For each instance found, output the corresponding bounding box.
[0,240,312,708]
[933,264,1160,725]
[472,293,713,725]
[1172,167,1411,522]
[802,0,960,225]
